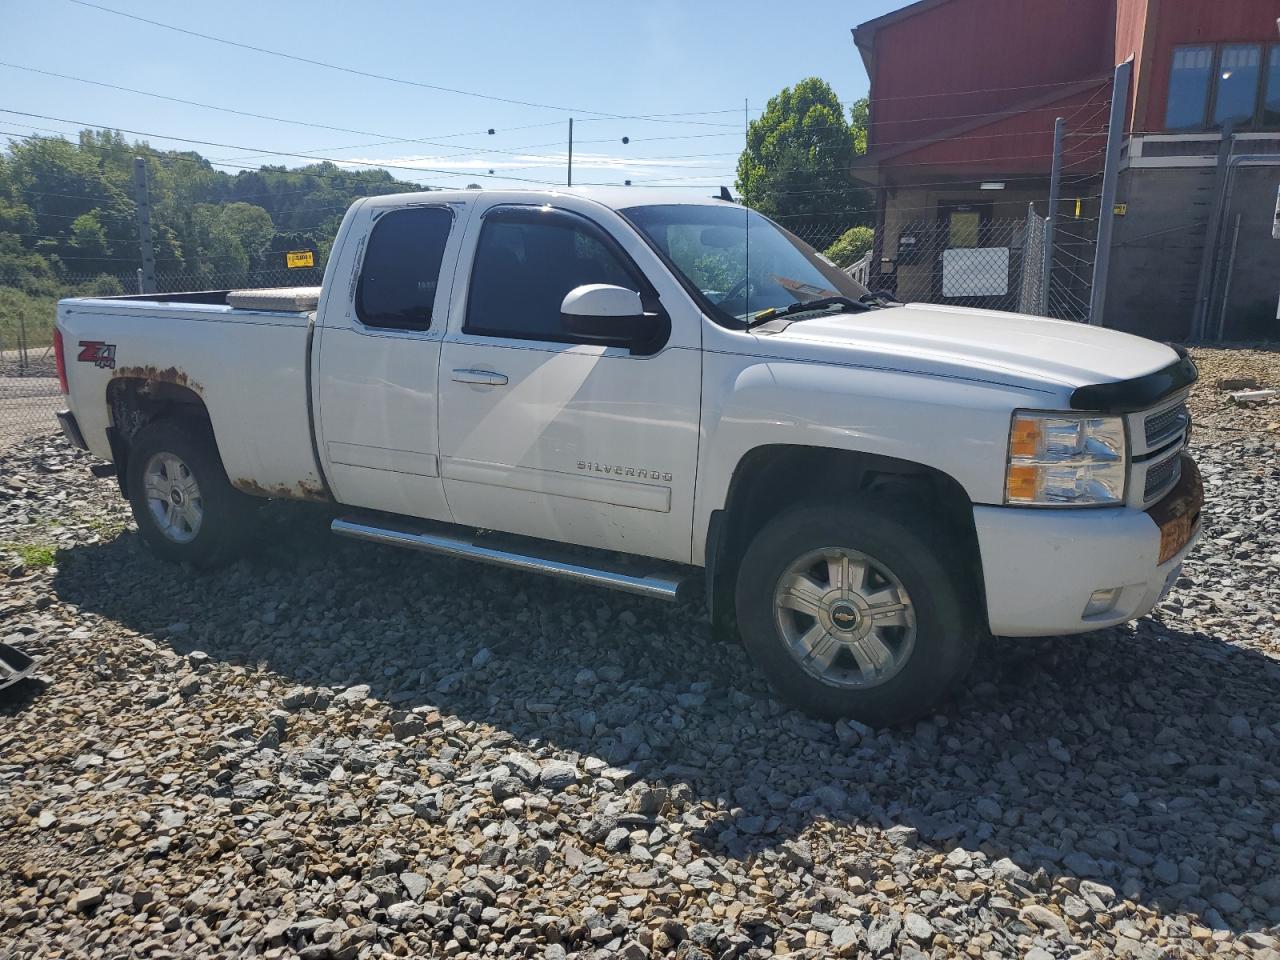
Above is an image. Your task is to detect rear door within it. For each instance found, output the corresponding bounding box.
[436,201,702,564]
[313,200,468,521]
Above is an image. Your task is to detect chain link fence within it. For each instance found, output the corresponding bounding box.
[1,217,1096,452]
[789,210,1094,323]
[868,211,1090,321]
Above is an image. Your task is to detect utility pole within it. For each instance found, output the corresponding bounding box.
[1042,116,1065,316]
[567,118,574,187]
[132,157,156,295]
[1088,57,1133,327]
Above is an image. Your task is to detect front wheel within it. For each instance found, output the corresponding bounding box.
[734,498,978,726]
[126,419,256,568]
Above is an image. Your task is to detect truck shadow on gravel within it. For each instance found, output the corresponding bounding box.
[52,502,1280,934]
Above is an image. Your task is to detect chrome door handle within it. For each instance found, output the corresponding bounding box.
[451,368,508,386]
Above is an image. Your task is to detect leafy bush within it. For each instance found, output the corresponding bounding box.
[824,226,875,269]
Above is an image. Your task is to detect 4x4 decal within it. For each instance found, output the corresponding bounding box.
[77,340,117,369]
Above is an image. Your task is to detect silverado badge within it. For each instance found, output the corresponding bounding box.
[577,461,673,483]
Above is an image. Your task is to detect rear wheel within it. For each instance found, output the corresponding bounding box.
[126,420,256,568]
[734,498,977,726]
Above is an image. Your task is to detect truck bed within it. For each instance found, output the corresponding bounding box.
[57,287,328,502]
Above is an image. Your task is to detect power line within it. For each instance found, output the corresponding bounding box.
[0,60,762,165]
[0,108,565,186]
[2,127,438,199]
[868,75,1111,105]
[62,0,740,128]
[0,60,605,165]
[1,115,742,191]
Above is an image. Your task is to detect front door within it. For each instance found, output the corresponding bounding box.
[437,203,701,564]
[314,202,466,522]
[935,201,1013,308]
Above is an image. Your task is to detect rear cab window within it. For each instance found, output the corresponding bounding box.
[357,206,454,331]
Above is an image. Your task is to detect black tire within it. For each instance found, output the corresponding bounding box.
[734,497,978,726]
[126,418,256,569]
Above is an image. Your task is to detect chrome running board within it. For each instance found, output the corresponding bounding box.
[331,517,696,602]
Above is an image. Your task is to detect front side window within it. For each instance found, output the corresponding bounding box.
[465,206,642,341]
[1263,45,1280,128]
[1213,44,1263,130]
[357,206,453,330]
[1165,45,1213,131]
[622,203,870,326]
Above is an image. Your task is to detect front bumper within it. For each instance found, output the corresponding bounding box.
[975,456,1203,637]
[56,409,88,450]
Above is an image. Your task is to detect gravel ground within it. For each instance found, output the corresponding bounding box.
[1,347,1278,960]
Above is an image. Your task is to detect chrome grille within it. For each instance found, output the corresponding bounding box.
[1145,404,1189,449]
[1144,452,1182,503]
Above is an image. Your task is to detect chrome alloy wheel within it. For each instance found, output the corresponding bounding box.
[773,548,917,689]
[142,451,204,544]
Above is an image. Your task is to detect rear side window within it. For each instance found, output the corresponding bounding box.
[357,207,454,330]
[465,206,642,342]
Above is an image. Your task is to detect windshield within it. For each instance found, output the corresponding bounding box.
[620,203,872,326]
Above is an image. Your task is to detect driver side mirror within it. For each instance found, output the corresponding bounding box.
[561,284,659,348]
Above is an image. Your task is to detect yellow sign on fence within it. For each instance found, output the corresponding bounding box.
[286,250,315,269]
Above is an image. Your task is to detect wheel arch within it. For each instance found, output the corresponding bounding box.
[705,444,986,632]
[105,376,216,498]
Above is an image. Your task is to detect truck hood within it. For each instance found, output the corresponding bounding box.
[759,302,1180,395]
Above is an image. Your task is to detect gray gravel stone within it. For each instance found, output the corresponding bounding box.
[1,376,1278,960]
[538,761,578,791]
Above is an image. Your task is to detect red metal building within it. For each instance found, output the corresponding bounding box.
[852,0,1280,339]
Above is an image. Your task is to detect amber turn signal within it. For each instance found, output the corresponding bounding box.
[1005,463,1041,502]
[1009,416,1042,459]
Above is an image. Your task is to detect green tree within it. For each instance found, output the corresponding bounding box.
[849,97,869,155]
[0,128,424,293]
[70,212,109,260]
[824,225,875,268]
[736,79,872,237]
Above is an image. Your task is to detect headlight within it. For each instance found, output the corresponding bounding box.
[1005,412,1127,506]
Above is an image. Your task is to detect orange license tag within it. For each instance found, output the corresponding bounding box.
[1158,511,1195,565]
[1150,457,1203,565]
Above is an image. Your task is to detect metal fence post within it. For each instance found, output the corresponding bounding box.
[1018,204,1049,316]
[1214,213,1243,342]
[1088,58,1133,327]
[1192,125,1237,340]
[1042,116,1065,315]
[17,310,28,376]
[133,157,157,295]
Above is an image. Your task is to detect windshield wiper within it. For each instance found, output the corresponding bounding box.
[858,292,896,307]
[747,296,867,328]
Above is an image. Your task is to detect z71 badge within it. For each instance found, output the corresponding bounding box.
[77,340,117,369]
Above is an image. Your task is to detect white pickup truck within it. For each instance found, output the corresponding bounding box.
[52,188,1203,725]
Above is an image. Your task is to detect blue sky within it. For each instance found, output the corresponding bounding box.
[1,0,903,191]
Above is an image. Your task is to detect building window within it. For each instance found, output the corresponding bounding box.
[1166,42,1280,133]
[1165,45,1213,131]
[1212,44,1263,130]
[1265,45,1280,128]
